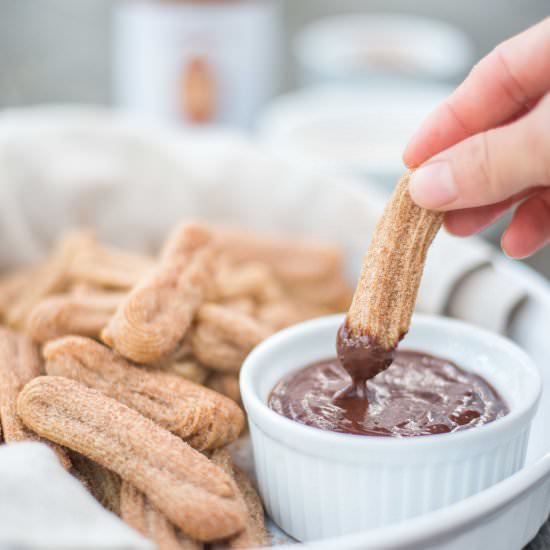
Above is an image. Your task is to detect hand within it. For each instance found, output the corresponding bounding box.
[404,17,550,259]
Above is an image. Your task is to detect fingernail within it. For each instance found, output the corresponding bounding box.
[409,162,458,209]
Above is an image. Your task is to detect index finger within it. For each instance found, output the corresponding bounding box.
[404,17,550,167]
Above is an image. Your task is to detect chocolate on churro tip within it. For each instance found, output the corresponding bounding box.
[17,376,246,541]
[346,170,443,350]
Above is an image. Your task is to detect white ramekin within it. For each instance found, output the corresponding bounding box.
[240,314,541,542]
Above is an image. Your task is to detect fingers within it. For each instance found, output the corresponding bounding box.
[444,188,540,236]
[501,189,550,258]
[404,17,550,166]
[444,202,512,237]
[408,93,550,211]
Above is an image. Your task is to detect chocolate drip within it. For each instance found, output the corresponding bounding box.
[336,324,395,397]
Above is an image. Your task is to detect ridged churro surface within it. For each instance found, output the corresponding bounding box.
[346,171,443,349]
[102,223,215,365]
[17,376,246,541]
[44,336,244,450]
[120,481,202,550]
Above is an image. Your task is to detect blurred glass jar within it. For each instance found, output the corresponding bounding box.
[113,0,281,128]
[294,13,474,88]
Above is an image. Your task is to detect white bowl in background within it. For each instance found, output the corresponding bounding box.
[294,13,475,86]
[257,84,452,188]
[241,313,541,542]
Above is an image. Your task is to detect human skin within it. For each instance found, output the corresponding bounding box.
[404,17,550,259]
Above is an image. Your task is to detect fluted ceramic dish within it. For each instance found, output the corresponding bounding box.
[241,313,541,541]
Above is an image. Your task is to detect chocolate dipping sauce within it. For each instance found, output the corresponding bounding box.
[269,351,508,437]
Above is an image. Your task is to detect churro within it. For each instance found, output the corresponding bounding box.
[120,481,202,550]
[338,171,443,386]
[191,323,248,373]
[211,448,269,549]
[102,223,215,365]
[70,451,121,515]
[69,239,154,290]
[44,336,244,450]
[191,304,271,373]
[206,372,241,404]
[0,269,33,321]
[256,300,330,331]
[17,376,247,541]
[5,231,94,329]
[214,228,343,284]
[0,329,70,467]
[162,359,209,385]
[213,262,283,303]
[26,291,123,342]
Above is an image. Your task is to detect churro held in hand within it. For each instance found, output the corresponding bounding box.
[337,171,443,394]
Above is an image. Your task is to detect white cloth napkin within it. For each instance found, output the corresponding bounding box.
[0,442,152,550]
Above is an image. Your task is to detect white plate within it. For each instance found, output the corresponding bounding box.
[0,107,548,549]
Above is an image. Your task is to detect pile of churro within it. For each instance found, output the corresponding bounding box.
[0,222,351,549]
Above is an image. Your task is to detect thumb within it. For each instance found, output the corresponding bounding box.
[408,93,550,211]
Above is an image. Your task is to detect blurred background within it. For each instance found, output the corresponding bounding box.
[0,0,549,274]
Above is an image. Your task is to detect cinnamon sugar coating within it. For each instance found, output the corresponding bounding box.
[17,376,247,542]
[44,336,244,450]
[102,223,215,365]
[346,171,443,349]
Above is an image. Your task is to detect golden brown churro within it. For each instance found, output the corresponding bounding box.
[345,171,443,349]
[162,360,209,385]
[70,451,122,515]
[0,269,33,321]
[213,262,283,304]
[211,448,269,549]
[256,300,330,332]
[69,240,154,290]
[44,336,244,450]
[102,223,215,365]
[5,231,94,329]
[17,376,247,541]
[214,228,343,284]
[0,329,70,468]
[220,297,257,317]
[26,292,123,343]
[285,272,352,310]
[0,329,42,442]
[191,304,271,373]
[120,481,202,550]
[206,372,241,405]
[337,171,443,390]
[191,324,249,373]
